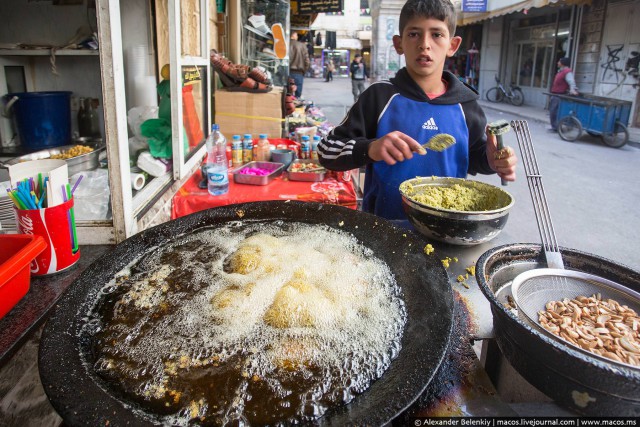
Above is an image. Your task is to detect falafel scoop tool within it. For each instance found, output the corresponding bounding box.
[509,119,640,365]
[417,133,456,154]
[487,119,511,186]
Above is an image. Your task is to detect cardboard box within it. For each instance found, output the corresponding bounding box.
[214,87,284,138]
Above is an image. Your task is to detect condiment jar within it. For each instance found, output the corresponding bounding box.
[231,135,243,167]
[242,134,253,164]
[256,134,271,162]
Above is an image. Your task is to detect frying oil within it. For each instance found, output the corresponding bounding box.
[84,222,406,426]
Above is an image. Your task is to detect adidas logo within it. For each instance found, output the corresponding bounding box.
[422,117,438,130]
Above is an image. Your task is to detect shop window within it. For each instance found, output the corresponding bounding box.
[181,65,207,157]
[513,42,556,88]
[518,44,535,87]
[535,44,553,88]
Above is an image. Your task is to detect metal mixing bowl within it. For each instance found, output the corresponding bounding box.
[400,176,514,246]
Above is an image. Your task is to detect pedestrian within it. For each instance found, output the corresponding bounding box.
[306,40,315,77]
[318,0,517,220]
[289,31,310,98]
[548,57,579,132]
[325,59,335,82]
[350,53,369,102]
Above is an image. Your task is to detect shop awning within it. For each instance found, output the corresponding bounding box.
[456,0,592,26]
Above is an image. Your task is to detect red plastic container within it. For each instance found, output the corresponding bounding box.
[0,234,47,319]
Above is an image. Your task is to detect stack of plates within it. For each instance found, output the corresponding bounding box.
[0,181,17,231]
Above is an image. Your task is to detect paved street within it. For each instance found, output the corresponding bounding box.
[302,76,640,270]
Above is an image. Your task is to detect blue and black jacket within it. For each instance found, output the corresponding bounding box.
[318,68,494,220]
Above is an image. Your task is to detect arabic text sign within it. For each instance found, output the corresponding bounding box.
[462,0,487,12]
[298,0,343,14]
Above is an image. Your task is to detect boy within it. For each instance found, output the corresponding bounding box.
[318,0,517,220]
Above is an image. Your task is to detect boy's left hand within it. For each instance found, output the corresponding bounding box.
[485,127,517,182]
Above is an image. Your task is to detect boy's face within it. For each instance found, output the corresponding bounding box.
[392,16,461,83]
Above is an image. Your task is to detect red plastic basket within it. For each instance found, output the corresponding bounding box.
[0,234,46,319]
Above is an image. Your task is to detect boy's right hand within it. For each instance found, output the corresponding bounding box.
[367,131,426,165]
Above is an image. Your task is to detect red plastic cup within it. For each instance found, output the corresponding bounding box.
[14,198,81,276]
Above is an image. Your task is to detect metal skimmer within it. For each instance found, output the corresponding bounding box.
[509,120,640,368]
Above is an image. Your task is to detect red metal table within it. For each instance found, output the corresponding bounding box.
[172,170,358,219]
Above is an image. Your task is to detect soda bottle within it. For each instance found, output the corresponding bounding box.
[205,124,229,196]
[242,134,253,164]
[300,135,310,159]
[231,135,243,167]
[311,135,321,160]
[256,133,271,161]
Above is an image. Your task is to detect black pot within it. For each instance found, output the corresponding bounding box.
[39,201,454,426]
[476,243,640,416]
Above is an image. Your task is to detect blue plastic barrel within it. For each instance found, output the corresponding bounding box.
[5,91,72,151]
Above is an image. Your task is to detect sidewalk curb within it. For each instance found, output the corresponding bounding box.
[480,103,547,124]
[479,101,640,149]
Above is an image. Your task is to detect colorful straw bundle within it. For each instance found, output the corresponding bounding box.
[6,174,47,210]
[7,174,83,254]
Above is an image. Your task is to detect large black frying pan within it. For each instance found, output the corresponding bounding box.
[39,201,454,426]
[476,243,640,416]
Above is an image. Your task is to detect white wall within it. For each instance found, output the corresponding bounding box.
[593,0,639,121]
[479,17,505,101]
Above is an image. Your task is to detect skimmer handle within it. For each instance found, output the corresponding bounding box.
[511,120,565,270]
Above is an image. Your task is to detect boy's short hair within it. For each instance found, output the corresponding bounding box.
[399,0,457,37]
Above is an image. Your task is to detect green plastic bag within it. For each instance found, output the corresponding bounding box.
[139,78,189,159]
[140,118,173,159]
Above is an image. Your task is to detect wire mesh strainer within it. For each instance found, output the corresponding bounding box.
[510,120,640,365]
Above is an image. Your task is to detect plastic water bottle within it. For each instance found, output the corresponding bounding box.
[206,124,229,196]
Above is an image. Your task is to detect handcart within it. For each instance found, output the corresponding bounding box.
[548,93,632,148]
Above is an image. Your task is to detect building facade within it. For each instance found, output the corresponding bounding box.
[366,0,639,127]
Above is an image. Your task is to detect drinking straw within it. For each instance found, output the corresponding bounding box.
[31,191,40,208]
[38,173,43,196]
[61,186,74,251]
[65,184,79,253]
[38,183,46,208]
[17,184,37,209]
[7,189,26,210]
[71,175,84,195]
[40,177,49,208]
[8,189,24,209]
[16,189,33,210]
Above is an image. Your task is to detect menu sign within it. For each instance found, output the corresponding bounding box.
[298,0,343,14]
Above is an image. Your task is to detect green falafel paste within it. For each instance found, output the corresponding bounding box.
[401,180,509,211]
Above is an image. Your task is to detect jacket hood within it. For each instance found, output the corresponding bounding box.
[389,68,479,104]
